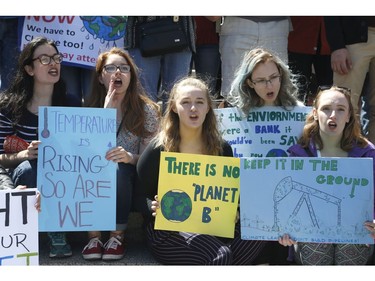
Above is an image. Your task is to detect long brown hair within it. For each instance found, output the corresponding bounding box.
[298,85,368,150]
[156,77,223,155]
[0,36,67,124]
[85,47,159,137]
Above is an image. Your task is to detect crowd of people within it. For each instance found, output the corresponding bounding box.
[0,16,375,266]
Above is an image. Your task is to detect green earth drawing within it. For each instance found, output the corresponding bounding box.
[161,190,192,222]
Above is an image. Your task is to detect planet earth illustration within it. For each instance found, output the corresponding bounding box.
[80,16,127,41]
[266,148,288,157]
[161,190,192,223]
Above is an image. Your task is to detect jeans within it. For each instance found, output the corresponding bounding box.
[288,52,333,103]
[60,65,95,106]
[116,163,136,230]
[192,44,221,96]
[0,17,20,91]
[128,48,192,104]
[11,159,37,188]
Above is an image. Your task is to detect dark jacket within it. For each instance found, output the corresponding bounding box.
[0,165,14,190]
[324,16,373,52]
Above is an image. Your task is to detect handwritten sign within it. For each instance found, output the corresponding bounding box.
[214,106,311,158]
[20,16,127,68]
[240,157,374,244]
[0,189,39,266]
[155,152,240,238]
[37,106,117,231]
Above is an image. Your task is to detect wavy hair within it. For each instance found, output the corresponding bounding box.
[0,36,67,124]
[298,85,368,150]
[85,47,159,137]
[156,77,223,155]
[227,48,300,116]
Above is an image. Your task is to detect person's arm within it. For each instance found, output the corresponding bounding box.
[136,141,161,210]
[0,140,40,169]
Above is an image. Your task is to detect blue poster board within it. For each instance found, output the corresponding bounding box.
[240,157,374,244]
[37,106,117,231]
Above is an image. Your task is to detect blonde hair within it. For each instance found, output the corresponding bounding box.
[227,48,300,116]
[156,77,224,155]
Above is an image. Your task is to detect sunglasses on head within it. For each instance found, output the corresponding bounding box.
[316,85,351,94]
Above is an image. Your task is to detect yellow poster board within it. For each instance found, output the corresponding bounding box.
[155,152,240,238]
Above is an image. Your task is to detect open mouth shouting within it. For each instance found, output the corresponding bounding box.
[48,67,59,77]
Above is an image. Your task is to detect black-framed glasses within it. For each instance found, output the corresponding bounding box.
[103,64,131,73]
[251,75,281,87]
[32,53,63,65]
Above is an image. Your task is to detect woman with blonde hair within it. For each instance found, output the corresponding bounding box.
[137,76,266,264]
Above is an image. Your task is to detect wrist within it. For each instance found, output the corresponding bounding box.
[128,152,134,164]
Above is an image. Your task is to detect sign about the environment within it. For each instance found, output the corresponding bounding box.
[37,106,117,231]
[20,16,127,68]
[0,188,39,266]
[214,106,311,158]
[155,152,240,238]
[240,157,374,244]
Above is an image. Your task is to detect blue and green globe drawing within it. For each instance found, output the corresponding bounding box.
[266,148,288,157]
[80,16,127,42]
[161,190,192,223]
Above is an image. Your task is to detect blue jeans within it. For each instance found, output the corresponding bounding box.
[116,163,136,230]
[11,159,37,188]
[60,65,95,106]
[128,48,192,103]
[0,17,20,91]
[192,44,221,95]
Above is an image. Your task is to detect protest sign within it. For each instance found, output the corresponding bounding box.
[155,152,240,238]
[215,106,311,158]
[37,106,116,231]
[0,188,39,265]
[240,157,374,244]
[20,16,127,68]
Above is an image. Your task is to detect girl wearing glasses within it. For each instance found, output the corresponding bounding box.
[0,36,74,258]
[83,47,160,261]
[226,48,303,115]
[278,86,375,265]
[225,48,304,264]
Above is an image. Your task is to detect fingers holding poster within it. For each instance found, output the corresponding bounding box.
[20,16,127,67]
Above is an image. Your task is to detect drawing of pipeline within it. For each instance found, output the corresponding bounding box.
[272,177,342,231]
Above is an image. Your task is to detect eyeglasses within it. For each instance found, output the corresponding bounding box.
[103,64,131,73]
[251,75,281,87]
[32,53,63,65]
